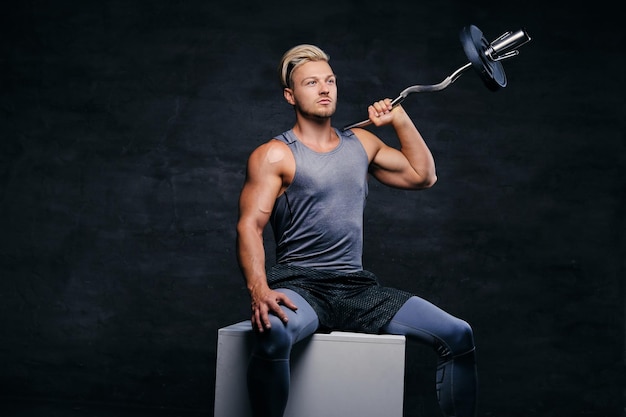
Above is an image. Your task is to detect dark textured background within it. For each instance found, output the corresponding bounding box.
[1,1,624,416]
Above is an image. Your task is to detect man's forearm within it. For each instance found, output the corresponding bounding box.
[236,229,270,295]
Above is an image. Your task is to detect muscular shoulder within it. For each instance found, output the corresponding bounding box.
[249,139,291,165]
[247,139,295,182]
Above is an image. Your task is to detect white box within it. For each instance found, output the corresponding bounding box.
[214,321,406,417]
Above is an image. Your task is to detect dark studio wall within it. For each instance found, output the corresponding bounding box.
[1,1,624,416]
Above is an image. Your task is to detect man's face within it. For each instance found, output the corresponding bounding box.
[286,60,337,119]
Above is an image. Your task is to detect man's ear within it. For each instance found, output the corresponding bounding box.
[283,88,295,105]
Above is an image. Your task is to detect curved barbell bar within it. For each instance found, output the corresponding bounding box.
[342,25,531,131]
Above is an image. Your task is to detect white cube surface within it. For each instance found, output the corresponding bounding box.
[214,321,406,417]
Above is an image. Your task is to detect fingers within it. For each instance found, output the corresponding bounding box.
[251,291,298,333]
[370,98,393,117]
[368,98,394,125]
[250,297,273,332]
[276,292,298,314]
[251,306,266,333]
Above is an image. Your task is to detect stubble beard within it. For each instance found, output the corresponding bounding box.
[295,100,336,121]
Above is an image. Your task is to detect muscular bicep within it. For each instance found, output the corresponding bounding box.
[238,180,274,233]
[353,128,426,189]
[369,145,425,189]
[238,142,290,232]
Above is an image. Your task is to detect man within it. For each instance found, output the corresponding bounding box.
[236,44,478,417]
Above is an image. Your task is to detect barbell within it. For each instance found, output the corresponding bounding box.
[342,24,531,130]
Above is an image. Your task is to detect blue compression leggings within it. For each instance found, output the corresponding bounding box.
[247,289,477,417]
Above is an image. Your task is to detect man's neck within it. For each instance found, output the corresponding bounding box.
[292,116,337,152]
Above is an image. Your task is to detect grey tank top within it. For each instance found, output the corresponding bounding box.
[270,128,369,273]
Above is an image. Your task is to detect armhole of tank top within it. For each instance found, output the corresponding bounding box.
[339,128,369,165]
[271,137,297,199]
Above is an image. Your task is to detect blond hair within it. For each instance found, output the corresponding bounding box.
[278,44,330,88]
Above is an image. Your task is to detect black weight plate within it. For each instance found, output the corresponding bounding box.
[460,25,507,91]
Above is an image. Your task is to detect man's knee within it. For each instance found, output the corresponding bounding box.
[252,317,294,359]
[450,318,475,355]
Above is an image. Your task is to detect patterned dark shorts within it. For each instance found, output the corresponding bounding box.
[266,263,413,333]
